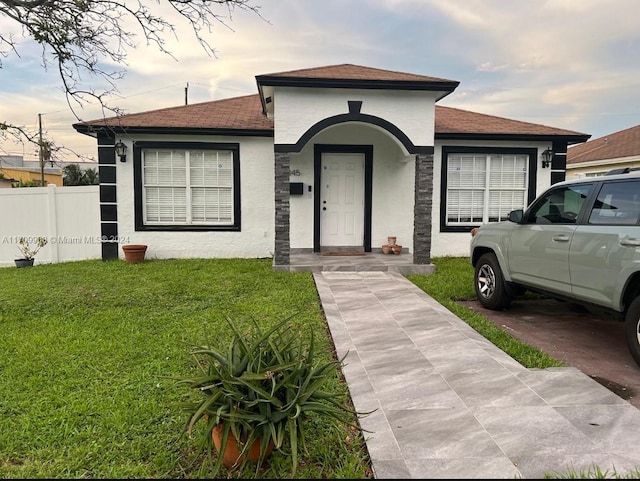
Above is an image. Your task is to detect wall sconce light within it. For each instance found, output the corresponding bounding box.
[114,140,127,162]
[541,148,553,169]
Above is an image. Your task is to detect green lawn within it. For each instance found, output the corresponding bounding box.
[0,258,371,479]
[0,256,566,479]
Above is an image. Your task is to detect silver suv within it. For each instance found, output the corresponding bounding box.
[470,169,640,366]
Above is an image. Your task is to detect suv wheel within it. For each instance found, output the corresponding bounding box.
[474,253,512,310]
[624,296,640,366]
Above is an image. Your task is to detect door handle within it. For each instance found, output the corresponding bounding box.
[620,238,640,247]
[552,235,570,242]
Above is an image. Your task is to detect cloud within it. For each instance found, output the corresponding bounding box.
[477,62,509,73]
[2,0,640,157]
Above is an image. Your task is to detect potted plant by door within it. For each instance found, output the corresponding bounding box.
[172,314,372,476]
[14,236,48,267]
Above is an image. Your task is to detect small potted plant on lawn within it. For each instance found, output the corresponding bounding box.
[173,314,371,476]
[15,236,48,267]
[121,244,148,263]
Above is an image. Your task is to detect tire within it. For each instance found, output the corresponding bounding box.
[624,296,640,367]
[474,253,512,310]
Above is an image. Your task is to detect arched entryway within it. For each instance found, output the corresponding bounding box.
[273,104,434,269]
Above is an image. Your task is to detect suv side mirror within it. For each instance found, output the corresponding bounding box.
[508,209,524,223]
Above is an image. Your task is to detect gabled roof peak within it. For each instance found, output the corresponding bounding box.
[254,64,461,114]
[257,63,459,84]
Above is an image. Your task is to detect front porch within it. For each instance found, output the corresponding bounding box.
[275,251,437,274]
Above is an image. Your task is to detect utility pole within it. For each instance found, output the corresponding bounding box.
[185,82,189,105]
[38,113,44,186]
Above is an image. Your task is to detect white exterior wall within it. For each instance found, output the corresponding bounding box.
[274,88,437,149]
[115,135,275,260]
[0,185,101,266]
[106,100,558,261]
[289,124,415,252]
[431,141,553,258]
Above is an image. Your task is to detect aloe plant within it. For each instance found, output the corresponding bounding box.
[174,314,370,476]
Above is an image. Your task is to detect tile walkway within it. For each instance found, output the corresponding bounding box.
[314,270,640,479]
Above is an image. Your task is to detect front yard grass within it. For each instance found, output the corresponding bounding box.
[0,258,371,479]
[0,255,567,479]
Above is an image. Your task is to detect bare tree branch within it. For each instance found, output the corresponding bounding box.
[0,0,264,148]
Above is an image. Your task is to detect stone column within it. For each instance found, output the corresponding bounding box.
[274,152,291,268]
[413,153,433,264]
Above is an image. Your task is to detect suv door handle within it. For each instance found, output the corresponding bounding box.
[620,238,640,247]
[552,235,570,242]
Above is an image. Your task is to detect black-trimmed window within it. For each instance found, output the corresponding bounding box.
[134,142,240,231]
[441,147,536,232]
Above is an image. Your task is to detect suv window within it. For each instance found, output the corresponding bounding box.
[526,184,593,225]
[588,180,640,225]
[471,173,640,368]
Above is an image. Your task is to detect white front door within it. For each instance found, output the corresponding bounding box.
[320,153,365,247]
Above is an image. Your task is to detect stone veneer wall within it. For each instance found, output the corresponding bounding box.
[413,153,433,264]
[274,152,291,266]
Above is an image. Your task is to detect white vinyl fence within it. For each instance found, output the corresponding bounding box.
[0,184,101,267]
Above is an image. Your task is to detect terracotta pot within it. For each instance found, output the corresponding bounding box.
[212,423,274,469]
[387,236,397,246]
[122,244,147,264]
[392,245,402,255]
[381,244,392,254]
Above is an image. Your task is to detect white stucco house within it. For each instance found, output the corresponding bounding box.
[72,64,590,270]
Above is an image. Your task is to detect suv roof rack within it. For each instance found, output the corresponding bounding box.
[605,167,640,175]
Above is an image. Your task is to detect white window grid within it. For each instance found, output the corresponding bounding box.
[447,153,528,226]
[142,149,234,225]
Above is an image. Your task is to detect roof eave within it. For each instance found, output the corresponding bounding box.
[255,75,460,93]
[255,82,269,116]
[435,132,591,144]
[72,124,274,137]
[72,122,98,137]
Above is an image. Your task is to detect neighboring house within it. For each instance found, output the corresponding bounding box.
[0,166,63,186]
[566,124,640,179]
[0,155,63,186]
[72,64,590,267]
[0,155,24,167]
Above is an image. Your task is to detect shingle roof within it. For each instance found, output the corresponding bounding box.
[73,63,590,142]
[567,124,640,164]
[257,63,457,84]
[74,93,589,141]
[254,64,460,105]
[74,94,273,132]
[435,105,588,138]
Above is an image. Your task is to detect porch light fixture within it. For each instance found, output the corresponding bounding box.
[115,140,127,162]
[541,148,553,169]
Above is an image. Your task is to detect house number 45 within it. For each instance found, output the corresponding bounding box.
[289,169,301,176]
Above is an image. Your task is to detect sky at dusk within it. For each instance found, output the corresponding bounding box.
[1,0,639,163]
